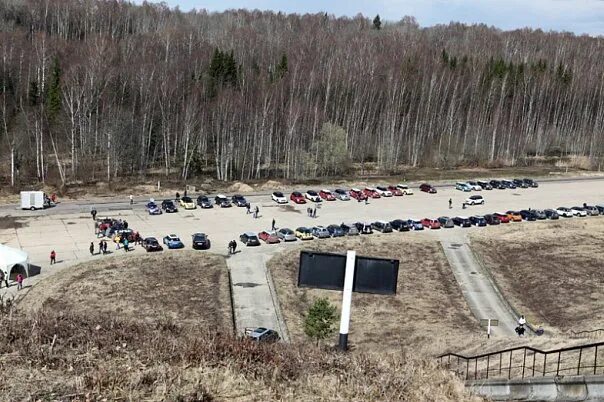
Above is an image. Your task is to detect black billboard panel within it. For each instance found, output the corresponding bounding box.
[298,251,346,291]
[353,256,399,295]
[297,251,399,295]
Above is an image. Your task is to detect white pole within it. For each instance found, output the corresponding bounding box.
[338,250,356,350]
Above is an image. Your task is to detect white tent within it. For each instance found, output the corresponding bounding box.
[0,244,29,280]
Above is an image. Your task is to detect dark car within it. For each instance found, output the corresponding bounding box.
[354,222,373,234]
[390,219,410,232]
[239,232,261,246]
[143,237,163,252]
[437,216,455,228]
[327,224,346,237]
[470,215,487,226]
[519,210,537,221]
[371,221,393,233]
[513,179,529,189]
[484,214,501,225]
[197,195,213,208]
[161,200,178,213]
[453,216,472,227]
[584,205,600,216]
[231,194,248,207]
[406,219,424,230]
[501,179,517,189]
[419,183,437,193]
[215,195,232,208]
[191,232,211,250]
[544,209,559,219]
[247,327,280,343]
[489,179,506,190]
[477,180,493,190]
[340,223,360,235]
[532,209,547,220]
[523,178,539,188]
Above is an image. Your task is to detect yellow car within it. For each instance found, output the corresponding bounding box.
[295,227,314,240]
[179,196,196,210]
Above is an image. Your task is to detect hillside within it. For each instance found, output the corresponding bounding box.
[1,1,603,186]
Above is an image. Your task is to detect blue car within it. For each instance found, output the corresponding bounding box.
[146,202,162,215]
[406,219,424,230]
[327,224,345,237]
[163,234,184,249]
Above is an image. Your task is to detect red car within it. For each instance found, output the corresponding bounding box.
[290,191,306,204]
[258,231,281,244]
[420,218,441,229]
[363,187,381,199]
[494,212,511,223]
[387,185,403,196]
[349,188,367,201]
[319,189,336,201]
[420,183,437,193]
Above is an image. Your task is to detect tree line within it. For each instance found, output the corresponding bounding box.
[1,0,603,186]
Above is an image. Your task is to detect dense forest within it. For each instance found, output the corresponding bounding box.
[1,0,603,185]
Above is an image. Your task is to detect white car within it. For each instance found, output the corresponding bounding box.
[271,191,288,204]
[376,186,393,197]
[305,190,322,202]
[465,195,485,205]
[556,207,573,217]
[397,184,414,195]
[570,206,587,217]
[467,181,483,191]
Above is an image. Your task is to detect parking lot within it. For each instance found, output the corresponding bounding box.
[2,177,604,267]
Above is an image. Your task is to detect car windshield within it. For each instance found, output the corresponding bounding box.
[335,189,344,194]
[194,234,206,240]
[307,191,317,195]
[249,236,258,241]
[293,192,302,196]
[274,192,283,197]
[182,197,192,202]
[171,237,181,242]
[282,229,293,234]
[377,186,387,190]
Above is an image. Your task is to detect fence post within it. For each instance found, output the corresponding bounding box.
[543,354,547,376]
[532,352,536,377]
[556,351,561,376]
[487,355,490,379]
[499,353,503,375]
[509,350,513,379]
[594,346,598,375]
[577,348,582,375]
[522,349,527,378]
[466,359,470,380]
[475,358,478,380]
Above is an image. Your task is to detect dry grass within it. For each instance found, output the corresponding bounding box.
[470,217,604,334]
[268,235,481,355]
[25,251,233,331]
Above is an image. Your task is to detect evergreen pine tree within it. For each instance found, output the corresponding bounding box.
[372,14,382,30]
[275,53,288,79]
[304,297,337,344]
[46,57,62,120]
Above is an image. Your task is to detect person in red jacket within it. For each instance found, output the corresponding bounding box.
[50,250,56,265]
[16,273,24,290]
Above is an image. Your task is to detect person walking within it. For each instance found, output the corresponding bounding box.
[254,206,259,219]
[16,273,23,291]
[271,218,276,231]
[98,240,104,255]
[184,189,188,198]
[129,194,134,205]
[364,197,369,205]
[246,202,251,214]
[232,240,237,254]
[91,208,97,221]
[50,250,56,265]
[123,220,128,230]
[89,242,94,256]
[103,241,108,254]
[123,238,129,252]
[448,198,452,209]
[0,270,8,288]
[175,192,180,200]
[312,207,317,218]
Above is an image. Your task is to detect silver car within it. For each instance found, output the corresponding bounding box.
[341,223,359,235]
[277,228,297,242]
[334,189,350,201]
[311,226,331,239]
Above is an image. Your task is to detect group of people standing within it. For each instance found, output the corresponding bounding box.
[0,270,23,291]
[90,240,110,255]
[246,203,260,218]
[307,207,318,218]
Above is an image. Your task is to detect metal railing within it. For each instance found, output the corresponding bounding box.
[570,329,604,339]
[438,342,604,381]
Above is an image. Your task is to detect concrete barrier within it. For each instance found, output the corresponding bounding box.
[468,375,604,401]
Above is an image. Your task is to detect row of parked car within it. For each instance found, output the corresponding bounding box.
[142,233,211,251]
[273,184,415,204]
[145,194,250,214]
[237,203,604,245]
[456,178,539,192]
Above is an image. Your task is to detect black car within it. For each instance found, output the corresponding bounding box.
[340,223,360,235]
[437,216,454,228]
[239,232,260,246]
[371,221,393,233]
[197,195,213,208]
[523,178,539,188]
[477,180,493,190]
[501,179,517,189]
[470,216,487,226]
[214,195,232,208]
[143,237,163,252]
[390,219,410,232]
[489,179,506,190]
[513,179,529,189]
[232,194,248,207]
[453,216,471,227]
[532,210,547,220]
[354,222,373,234]
[161,199,178,213]
[327,224,345,237]
[419,183,437,193]
[544,209,559,219]
[519,210,537,221]
[484,214,501,225]
[191,232,211,250]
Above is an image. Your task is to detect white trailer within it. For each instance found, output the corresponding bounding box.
[20,191,47,210]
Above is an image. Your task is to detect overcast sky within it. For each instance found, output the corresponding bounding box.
[138,0,604,36]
